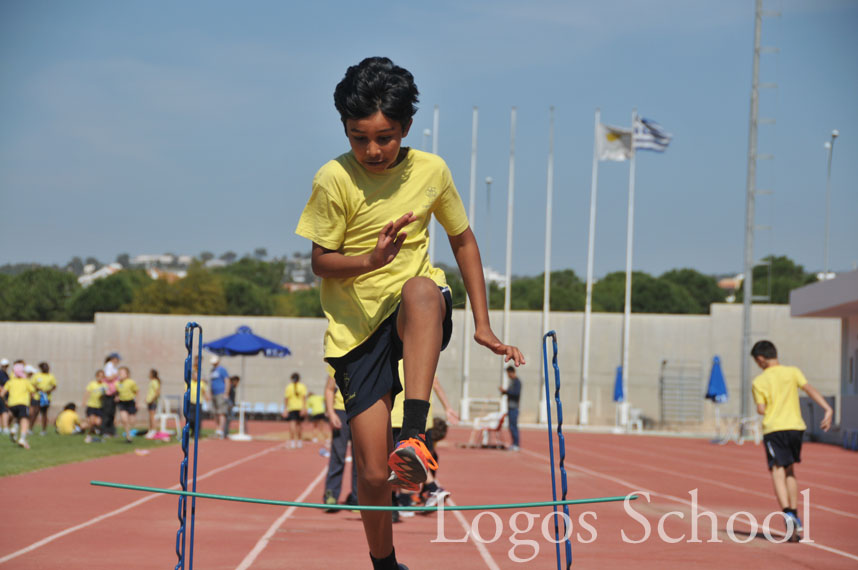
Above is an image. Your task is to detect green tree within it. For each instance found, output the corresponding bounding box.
[199,251,214,263]
[549,270,585,311]
[736,255,817,304]
[254,247,268,260]
[660,268,725,314]
[68,269,149,321]
[65,257,84,276]
[220,251,237,264]
[215,258,285,293]
[127,264,226,314]
[222,276,274,316]
[116,253,131,268]
[592,271,698,314]
[3,267,79,321]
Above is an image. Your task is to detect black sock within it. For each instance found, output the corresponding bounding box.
[783,508,797,516]
[400,399,430,441]
[370,547,398,570]
[423,481,439,494]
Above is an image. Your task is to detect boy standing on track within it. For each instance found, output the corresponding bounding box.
[751,339,833,535]
[296,56,523,569]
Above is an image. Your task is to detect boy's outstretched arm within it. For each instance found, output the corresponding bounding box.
[311,212,417,278]
[449,228,525,366]
[801,383,834,431]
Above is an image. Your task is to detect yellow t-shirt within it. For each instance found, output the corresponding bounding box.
[189,379,208,404]
[146,378,161,404]
[390,361,434,430]
[295,149,469,358]
[307,394,325,416]
[117,378,138,402]
[285,382,307,412]
[32,372,58,401]
[56,409,81,435]
[5,377,35,407]
[86,380,104,408]
[752,365,808,434]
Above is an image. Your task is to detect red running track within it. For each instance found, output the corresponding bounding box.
[1,422,856,569]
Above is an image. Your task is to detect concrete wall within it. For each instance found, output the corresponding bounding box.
[0,303,840,427]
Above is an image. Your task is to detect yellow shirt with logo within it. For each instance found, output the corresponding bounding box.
[295,149,469,358]
[285,382,307,412]
[85,380,104,408]
[117,378,138,402]
[5,377,35,407]
[752,365,808,434]
[56,409,81,435]
[32,372,58,401]
[390,361,434,430]
[307,394,325,416]
[146,378,161,404]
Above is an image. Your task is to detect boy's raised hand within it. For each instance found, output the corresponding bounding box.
[369,212,416,269]
[474,327,525,367]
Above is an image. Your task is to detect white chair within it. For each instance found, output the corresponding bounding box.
[467,411,508,448]
[155,396,182,434]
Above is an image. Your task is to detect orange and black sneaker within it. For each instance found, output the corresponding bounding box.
[387,434,438,491]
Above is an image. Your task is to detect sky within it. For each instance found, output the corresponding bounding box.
[1,0,856,279]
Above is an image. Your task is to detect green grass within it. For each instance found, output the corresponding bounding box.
[0,428,192,477]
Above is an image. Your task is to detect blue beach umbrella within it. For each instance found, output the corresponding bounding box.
[613,366,624,403]
[202,326,291,440]
[705,356,728,404]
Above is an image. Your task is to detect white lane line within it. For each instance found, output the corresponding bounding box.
[522,448,858,564]
[0,442,287,566]
[572,442,858,519]
[445,497,501,570]
[235,466,327,570]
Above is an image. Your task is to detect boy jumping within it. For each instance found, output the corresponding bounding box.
[296,57,524,569]
[751,339,833,536]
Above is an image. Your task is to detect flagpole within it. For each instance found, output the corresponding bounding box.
[579,108,600,426]
[619,109,637,430]
[460,106,478,422]
[540,106,555,423]
[501,107,516,412]
[429,104,440,264]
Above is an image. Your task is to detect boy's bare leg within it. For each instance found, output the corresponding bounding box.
[350,395,395,558]
[770,466,790,509]
[396,277,445,403]
[784,464,798,510]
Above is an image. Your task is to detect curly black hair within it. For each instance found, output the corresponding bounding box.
[333,57,419,131]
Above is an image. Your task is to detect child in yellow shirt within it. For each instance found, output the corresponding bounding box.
[117,366,139,442]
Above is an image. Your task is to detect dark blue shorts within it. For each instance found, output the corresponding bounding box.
[118,400,137,415]
[147,401,158,412]
[285,410,302,422]
[764,430,803,469]
[329,286,453,422]
[86,406,103,418]
[10,405,29,420]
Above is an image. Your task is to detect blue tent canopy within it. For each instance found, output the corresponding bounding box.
[203,326,291,358]
[705,356,728,404]
[613,366,624,403]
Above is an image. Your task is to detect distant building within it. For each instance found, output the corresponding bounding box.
[78,263,122,287]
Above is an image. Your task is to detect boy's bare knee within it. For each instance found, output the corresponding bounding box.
[358,467,391,490]
[400,277,442,312]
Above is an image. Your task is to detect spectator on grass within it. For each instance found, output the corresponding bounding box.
[30,361,58,436]
[282,372,307,449]
[101,353,121,436]
[144,369,161,439]
[2,361,35,449]
[84,370,106,443]
[499,365,522,451]
[56,402,85,435]
[0,358,10,435]
[322,366,358,512]
[187,357,209,437]
[223,375,240,437]
[117,366,139,443]
[306,391,327,443]
[208,356,230,439]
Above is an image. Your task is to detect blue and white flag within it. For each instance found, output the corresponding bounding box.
[633,118,672,152]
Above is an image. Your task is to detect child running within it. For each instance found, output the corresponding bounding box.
[751,339,833,535]
[1,361,36,449]
[296,56,523,569]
